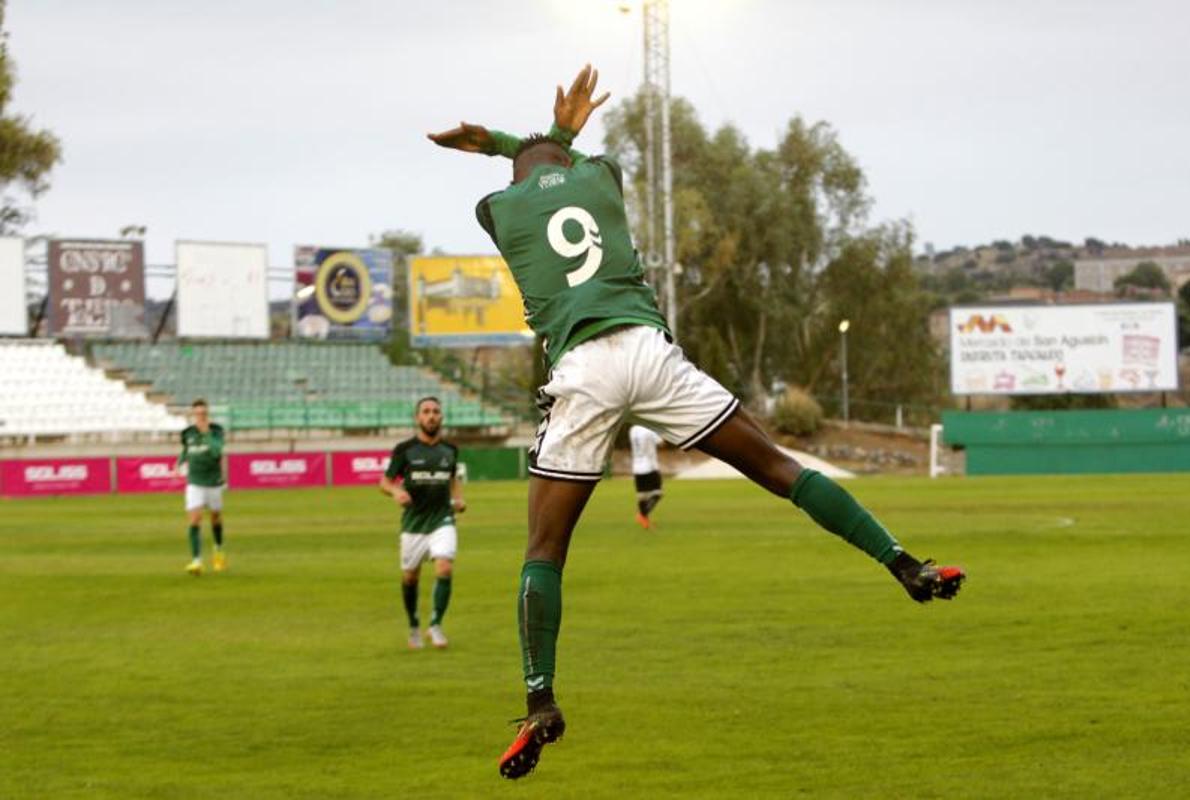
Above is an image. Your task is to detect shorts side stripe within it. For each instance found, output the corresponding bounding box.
[528,465,604,483]
[677,397,740,450]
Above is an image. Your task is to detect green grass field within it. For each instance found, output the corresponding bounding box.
[3,474,1189,799]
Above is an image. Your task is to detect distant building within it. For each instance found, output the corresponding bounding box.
[1074,246,1190,293]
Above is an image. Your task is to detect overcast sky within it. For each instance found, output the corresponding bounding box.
[9,0,1190,271]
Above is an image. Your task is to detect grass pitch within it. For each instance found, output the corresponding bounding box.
[2,474,1189,798]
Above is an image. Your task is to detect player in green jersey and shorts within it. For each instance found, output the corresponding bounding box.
[379,396,466,650]
[178,398,226,576]
[429,65,966,780]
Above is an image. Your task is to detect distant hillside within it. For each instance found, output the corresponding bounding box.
[915,236,1190,306]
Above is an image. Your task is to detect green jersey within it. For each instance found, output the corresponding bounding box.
[385,437,458,534]
[179,424,224,487]
[476,148,669,367]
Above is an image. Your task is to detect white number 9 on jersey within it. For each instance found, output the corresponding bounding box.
[547,206,603,287]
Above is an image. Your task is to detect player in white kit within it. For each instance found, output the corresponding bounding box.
[629,424,664,529]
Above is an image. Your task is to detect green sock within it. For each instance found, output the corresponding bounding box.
[518,560,562,692]
[430,577,452,626]
[187,525,201,559]
[401,582,419,629]
[790,469,903,564]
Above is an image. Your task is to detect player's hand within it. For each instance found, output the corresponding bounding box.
[393,488,413,508]
[427,122,495,154]
[452,497,467,514]
[554,63,610,135]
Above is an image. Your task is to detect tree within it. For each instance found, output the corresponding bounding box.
[808,223,943,414]
[0,1,62,232]
[1042,259,1074,292]
[1114,261,1171,296]
[370,228,422,364]
[602,90,940,414]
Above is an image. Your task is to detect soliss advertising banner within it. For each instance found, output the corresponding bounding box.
[408,255,532,347]
[949,303,1178,395]
[226,452,326,489]
[0,457,112,497]
[115,456,188,493]
[294,246,393,339]
[47,239,147,337]
[330,450,392,486]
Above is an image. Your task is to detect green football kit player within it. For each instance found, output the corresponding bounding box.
[429,64,966,780]
[178,398,226,576]
[378,396,466,650]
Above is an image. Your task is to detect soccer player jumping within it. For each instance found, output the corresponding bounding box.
[429,64,965,780]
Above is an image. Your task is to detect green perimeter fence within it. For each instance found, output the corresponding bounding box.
[942,408,1190,475]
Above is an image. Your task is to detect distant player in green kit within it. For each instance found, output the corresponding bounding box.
[178,398,226,576]
[429,65,966,780]
[378,396,466,650]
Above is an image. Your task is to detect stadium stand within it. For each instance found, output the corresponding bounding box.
[91,341,510,431]
[0,340,184,440]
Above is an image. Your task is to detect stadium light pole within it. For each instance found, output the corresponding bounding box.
[642,0,677,340]
[838,319,850,425]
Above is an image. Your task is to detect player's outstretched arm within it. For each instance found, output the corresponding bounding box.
[553,63,610,139]
[427,122,525,159]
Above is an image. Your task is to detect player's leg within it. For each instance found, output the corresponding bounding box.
[184,486,204,575]
[633,470,663,527]
[427,526,457,648]
[502,336,618,779]
[627,326,963,601]
[209,488,226,571]
[696,407,964,601]
[400,533,428,649]
[500,476,596,779]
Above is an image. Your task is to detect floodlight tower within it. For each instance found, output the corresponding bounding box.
[642,0,677,339]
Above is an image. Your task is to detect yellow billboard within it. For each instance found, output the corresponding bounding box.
[408,255,533,347]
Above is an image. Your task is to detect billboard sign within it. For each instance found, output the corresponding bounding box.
[294,246,392,339]
[227,452,326,489]
[408,255,533,347]
[116,456,188,493]
[949,303,1179,395]
[0,237,25,335]
[0,457,112,497]
[47,239,147,337]
[330,449,392,486]
[176,240,269,338]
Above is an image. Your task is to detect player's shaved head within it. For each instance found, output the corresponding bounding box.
[512,135,571,184]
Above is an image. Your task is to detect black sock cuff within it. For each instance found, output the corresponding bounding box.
[527,687,555,714]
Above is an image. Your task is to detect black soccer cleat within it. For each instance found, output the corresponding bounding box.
[498,704,566,779]
[889,556,966,603]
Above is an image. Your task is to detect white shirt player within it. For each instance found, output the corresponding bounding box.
[629,425,663,475]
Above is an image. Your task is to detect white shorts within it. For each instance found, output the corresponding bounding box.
[530,325,738,481]
[185,484,224,511]
[400,525,458,571]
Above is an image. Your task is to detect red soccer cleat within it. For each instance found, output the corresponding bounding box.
[892,558,966,603]
[498,705,566,779]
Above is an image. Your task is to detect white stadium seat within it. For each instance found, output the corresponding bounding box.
[0,341,186,440]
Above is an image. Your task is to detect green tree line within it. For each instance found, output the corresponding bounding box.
[602,91,942,414]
